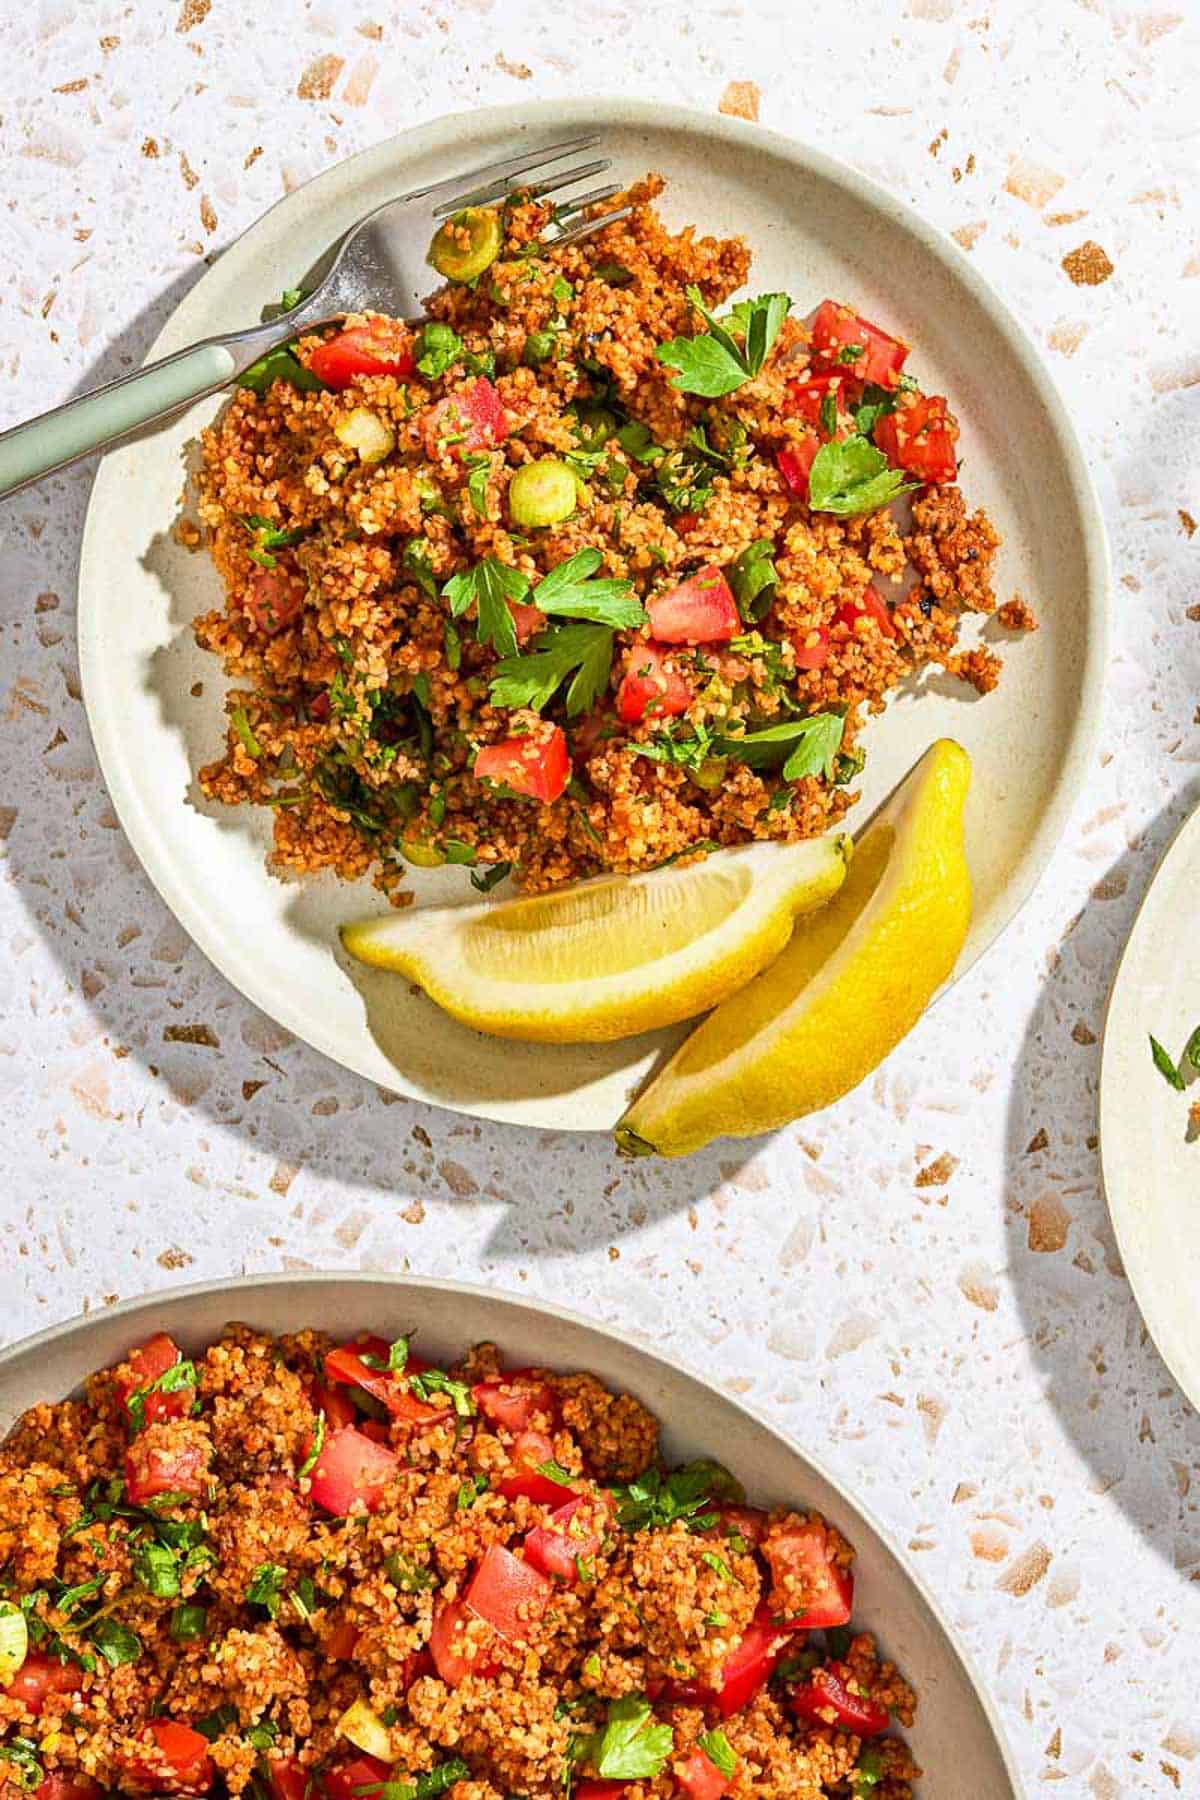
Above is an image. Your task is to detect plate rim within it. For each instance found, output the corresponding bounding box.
[0,1268,1026,1797]
[1099,799,1200,1408]
[77,94,1110,1131]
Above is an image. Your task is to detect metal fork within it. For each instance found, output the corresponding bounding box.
[0,134,630,502]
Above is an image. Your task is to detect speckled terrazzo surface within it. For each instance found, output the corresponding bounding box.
[1,1,1199,1790]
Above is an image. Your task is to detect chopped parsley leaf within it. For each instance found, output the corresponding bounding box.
[807,435,919,517]
[1150,1035,1186,1091]
[360,1335,411,1373]
[726,538,778,621]
[656,287,791,398]
[407,1369,475,1417]
[298,1411,325,1479]
[246,1562,287,1618]
[697,1729,737,1778]
[469,861,510,894]
[489,622,616,717]
[442,557,524,659]
[414,321,464,380]
[126,1360,197,1437]
[90,1619,142,1667]
[578,1695,673,1781]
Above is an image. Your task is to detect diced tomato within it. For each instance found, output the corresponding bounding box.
[673,511,700,534]
[474,726,569,805]
[114,1332,192,1429]
[472,1374,556,1434]
[776,438,820,502]
[244,567,306,635]
[423,376,509,461]
[764,1520,854,1628]
[264,1760,309,1800]
[33,1778,102,1800]
[496,1429,575,1505]
[701,1504,770,1549]
[715,1607,796,1717]
[834,585,897,643]
[524,1492,610,1582]
[616,642,693,725]
[310,1379,357,1433]
[675,1747,733,1800]
[790,626,831,671]
[305,322,416,390]
[507,601,547,646]
[466,1543,552,1640]
[573,1787,630,1800]
[428,1598,499,1688]
[306,1424,398,1516]
[308,691,332,724]
[791,1661,889,1736]
[809,300,909,390]
[873,391,959,485]
[785,370,855,429]
[5,1655,82,1718]
[398,1647,434,1689]
[646,565,739,645]
[323,1617,360,1660]
[124,1430,209,1506]
[321,1756,391,1800]
[323,1338,439,1426]
[123,1721,214,1796]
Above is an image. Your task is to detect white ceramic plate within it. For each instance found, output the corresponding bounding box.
[78,98,1108,1131]
[0,1273,1024,1796]
[1101,803,1200,1407]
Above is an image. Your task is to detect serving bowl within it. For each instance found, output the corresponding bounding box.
[77,97,1108,1133]
[0,1273,1022,1796]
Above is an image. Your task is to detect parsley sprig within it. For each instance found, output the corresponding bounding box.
[807,435,919,517]
[489,623,616,717]
[656,288,791,398]
[575,1696,673,1782]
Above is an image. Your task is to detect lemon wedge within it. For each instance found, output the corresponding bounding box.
[340,835,851,1044]
[615,740,972,1156]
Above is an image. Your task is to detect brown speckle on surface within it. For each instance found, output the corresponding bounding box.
[163,1022,219,1047]
[401,1199,425,1224]
[1044,208,1088,227]
[99,34,119,51]
[1028,1191,1071,1252]
[297,54,344,101]
[241,1079,265,1101]
[438,1158,479,1197]
[177,0,211,30]
[179,151,199,190]
[199,194,217,234]
[951,221,987,251]
[1045,1728,1062,1759]
[1071,1020,1096,1044]
[0,806,18,841]
[357,20,384,39]
[1062,240,1114,286]
[719,80,761,122]
[494,51,532,80]
[1179,509,1196,537]
[342,55,379,106]
[929,127,948,157]
[142,137,160,158]
[916,1151,959,1188]
[958,1262,999,1311]
[52,78,89,94]
[1047,319,1089,357]
[157,1246,194,1270]
[244,144,263,169]
[971,1524,1009,1562]
[1004,155,1065,209]
[997,1540,1052,1595]
[1026,1127,1049,1153]
[269,1162,299,1197]
[916,1394,945,1442]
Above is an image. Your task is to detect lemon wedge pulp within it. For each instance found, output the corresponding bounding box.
[615,739,973,1156]
[340,834,851,1045]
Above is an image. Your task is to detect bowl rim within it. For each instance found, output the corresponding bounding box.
[77,95,1109,1130]
[1,1268,1025,1795]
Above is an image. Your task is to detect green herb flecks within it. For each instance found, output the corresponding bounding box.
[90,1619,142,1667]
[298,1411,325,1480]
[169,1603,207,1641]
[531,549,645,629]
[407,1369,475,1417]
[807,435,919,517]
[360,1335,411,1373]
[656,287,791,398]
[442,557,525,659]
[721,713,846,783]
[415,321,464,380]
[576,1695,673,1782]
[726,538,778,621]
[610,1461,741,1535]
[1150,1035,1186,1091]
[238,513,306,570]
[489,623,616,718]
[126,1359,197,1436]
[246,1562,287,1619]
[853,1747,886,1795]
[239,345,324,397]
[697,1729,737,1779]
[469,861,510,893]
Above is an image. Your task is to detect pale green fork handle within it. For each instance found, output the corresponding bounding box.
[0,340,238,501]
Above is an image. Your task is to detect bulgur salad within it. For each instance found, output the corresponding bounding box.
[0,1326,919,1800]
[192,175,1030,900]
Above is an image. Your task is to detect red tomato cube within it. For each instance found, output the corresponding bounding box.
[474,726,569,804]
[809,300,909,389]
[471,1374,556,1433]
[6,1655,83,1719]
[646,566,739,645]
[791,1661,889,1736]
[423,376,509,461]
[675,1747,734,1800]
[496,1429,575,1505]
[763,1520,854,1628]
[306,1424,398,1516]
[323,1339,439,1426]
[114,1333,192,1429]
[776,438,820,501]
[34,1779,103,1800]
[305,322,416,390]
[264,1760,309,1800]
[244,568,306,636]
[714,1607,796,1717]
[465,1543,552,1640]
[321,1756,391,1800]
[428,1599,499,1688]
[873,392,959,485]
[790,626,831,671]
[124,1429,210,1506]
[616,643,693,724]
[123,1721,214,1796]
[834,586,896,643]
[523,1492,610,1582]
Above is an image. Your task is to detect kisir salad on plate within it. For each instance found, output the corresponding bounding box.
[190,174,1032,904]
[0,1325,918,1800]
